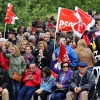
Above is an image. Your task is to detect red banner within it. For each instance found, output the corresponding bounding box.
[58,42,70,64]
[75,6,95,30]
[56,7,79,32]
[4,3,18,24]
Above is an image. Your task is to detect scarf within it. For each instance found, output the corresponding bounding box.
[25,53,33,65]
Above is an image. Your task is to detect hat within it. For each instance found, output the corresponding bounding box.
[78,62,88,67]
[8,29,17,35]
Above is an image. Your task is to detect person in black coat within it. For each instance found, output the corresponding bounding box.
[34,41,49,70]
[0,67,10,100]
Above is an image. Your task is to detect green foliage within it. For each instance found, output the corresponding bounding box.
[0,0,100,29]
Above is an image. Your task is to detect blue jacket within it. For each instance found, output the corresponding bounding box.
[54,45,78,68]
[50,60,73,89]
[40,75,54,92]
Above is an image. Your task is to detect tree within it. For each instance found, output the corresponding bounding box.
[0,0,99,30]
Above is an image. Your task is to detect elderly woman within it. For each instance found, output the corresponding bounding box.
[3,45,26,100]
[50,54,73,100]
[34,41,49,70]
[74,39,95,71]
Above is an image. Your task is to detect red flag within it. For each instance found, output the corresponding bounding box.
[56,7,79,32]
[58,42,70,64]
[75,7,95,30]
[72,21,86,38]
[56,7,95,38]
[72,7,95,38]
[4,3,18,24]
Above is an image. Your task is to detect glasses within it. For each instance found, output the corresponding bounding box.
[62,66,69,68]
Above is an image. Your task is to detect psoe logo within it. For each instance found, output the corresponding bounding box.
[59,20,76,28]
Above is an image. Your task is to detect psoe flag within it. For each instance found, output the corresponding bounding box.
[72,21,86,38]
[55,42,70,69]
[4,3,19,24]
[56,7,79,32]
[75,6,95,30]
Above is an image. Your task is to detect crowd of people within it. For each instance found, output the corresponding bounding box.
[0,15,100,100]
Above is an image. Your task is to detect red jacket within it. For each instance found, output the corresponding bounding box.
[0,53,9,70]
[23,68,41,87]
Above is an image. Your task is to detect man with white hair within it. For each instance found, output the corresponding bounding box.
[23,32,30,40]
[28,35,37,54]
[28,35,36,46]
[39,33,45,41]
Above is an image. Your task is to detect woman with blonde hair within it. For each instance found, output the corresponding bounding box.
[74,39,95,71]
[2,45,26,100]
[5,41,12,52]
[34,41,49,70]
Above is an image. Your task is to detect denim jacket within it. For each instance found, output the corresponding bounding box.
[40,75,54,92]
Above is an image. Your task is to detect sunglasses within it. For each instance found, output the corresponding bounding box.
[62,66,69,68]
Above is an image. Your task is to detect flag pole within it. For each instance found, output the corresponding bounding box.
[54,31,56,51]
[54,7,61,51]
[4,23,6,38]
